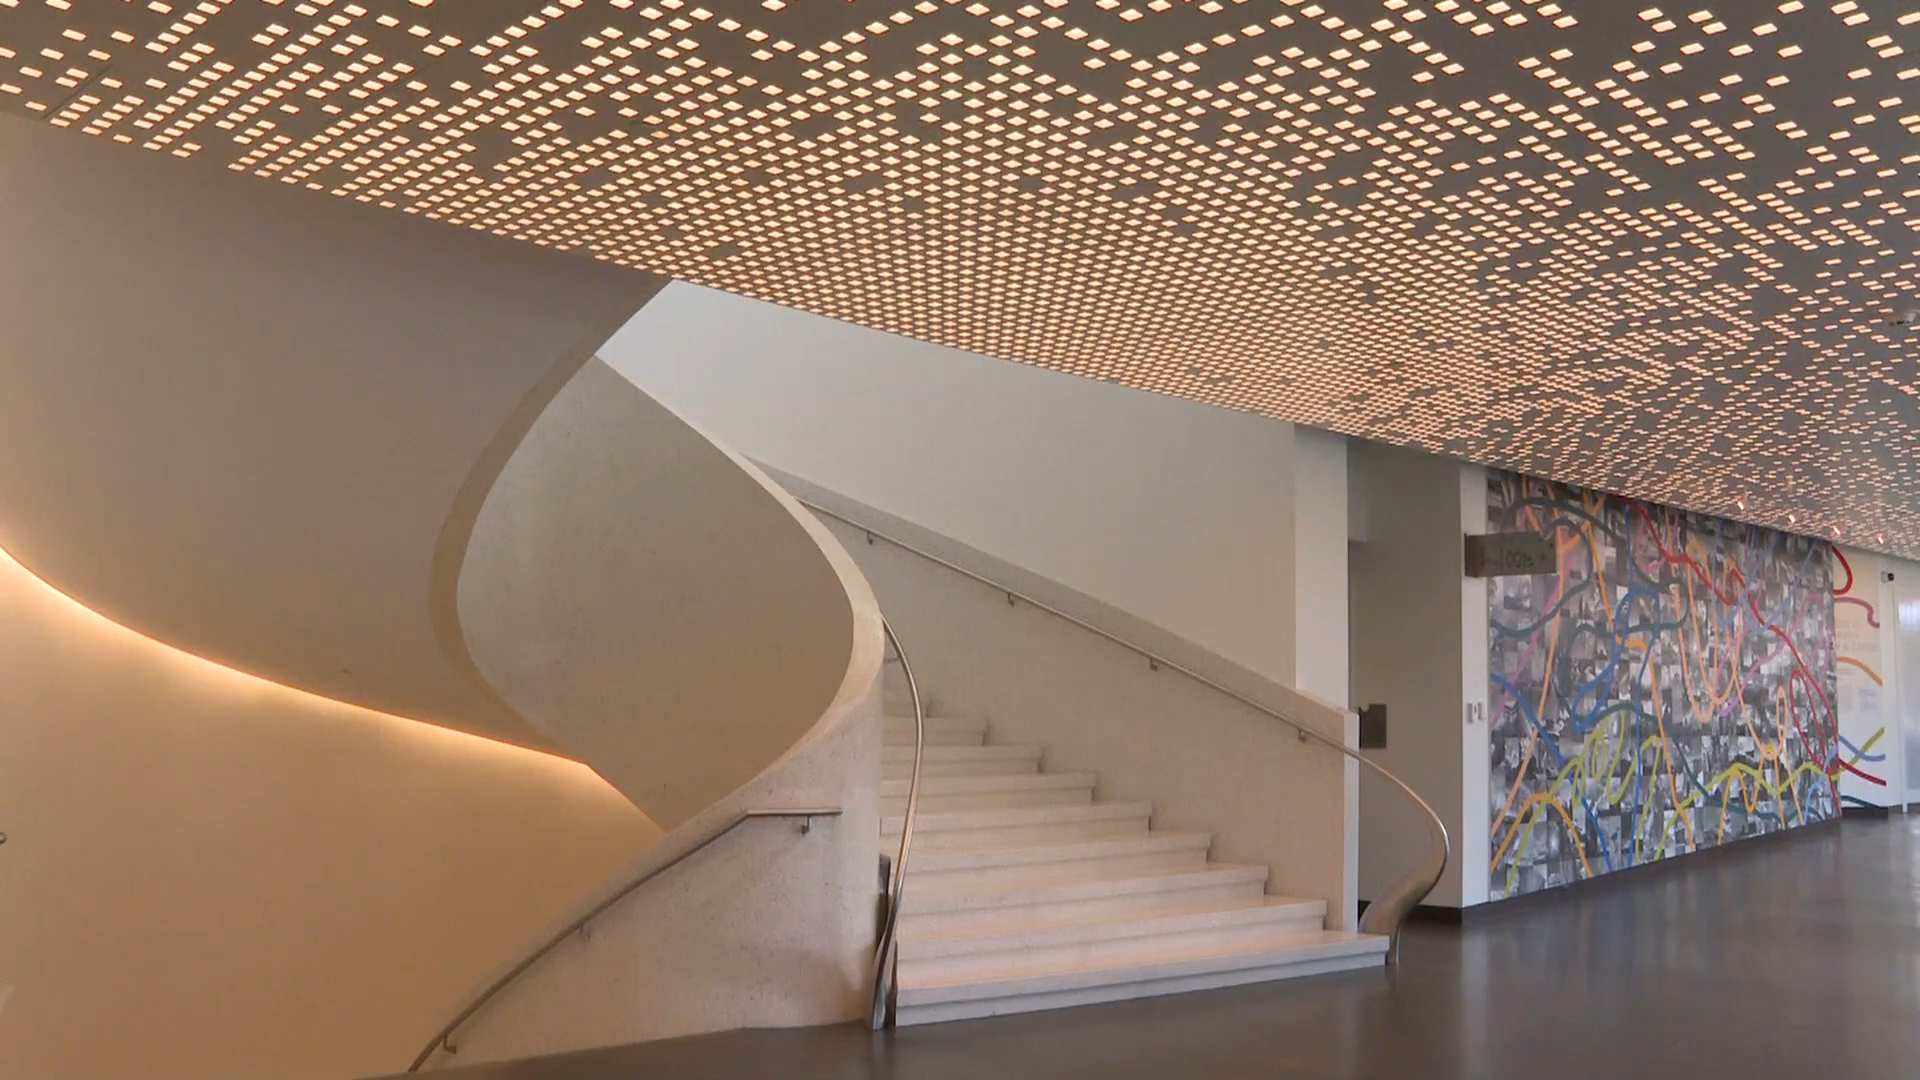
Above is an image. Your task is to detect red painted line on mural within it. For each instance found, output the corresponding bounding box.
[1837,595,1880,628]
[1837,758,1887,785]
[1833,547,1855,596]
[1627,500,1842,815]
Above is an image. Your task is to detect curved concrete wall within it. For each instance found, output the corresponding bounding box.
[428,361,884,1063]
[457,360,882,826]
[1,119,886,1070]
[0,116,661,747]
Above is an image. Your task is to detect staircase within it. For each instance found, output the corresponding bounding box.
[880,711,1388,1026]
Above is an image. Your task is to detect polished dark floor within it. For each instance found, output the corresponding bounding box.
[395,817,1920,1079]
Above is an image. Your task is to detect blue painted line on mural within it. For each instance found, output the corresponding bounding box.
[1835,734,1888,763]
[1491,670,1618,874]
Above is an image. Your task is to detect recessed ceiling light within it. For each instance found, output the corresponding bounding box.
[6,0,1920,556]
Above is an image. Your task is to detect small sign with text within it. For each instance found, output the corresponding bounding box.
[1464,533,1555,578]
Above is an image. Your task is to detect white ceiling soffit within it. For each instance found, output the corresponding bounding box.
[4,0,1919,551]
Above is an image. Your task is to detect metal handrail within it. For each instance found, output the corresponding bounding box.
[795,497,1450,963]
[406,806,842,1072]
[869,619,924,1028]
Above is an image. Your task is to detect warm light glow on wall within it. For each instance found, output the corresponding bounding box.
[0,538,603,778]
[2,0,1918,553]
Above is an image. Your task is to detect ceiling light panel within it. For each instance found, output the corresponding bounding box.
[4,0,1919,552]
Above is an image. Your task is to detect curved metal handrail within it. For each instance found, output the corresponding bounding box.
[869,619,924,1028]
[794,497,1449,963]
[406,806,842,1072]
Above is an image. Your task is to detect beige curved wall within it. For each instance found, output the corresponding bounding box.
[430,360,884,1064]
[0,118,885,1074]
[0,116,662,747]
[457,360,881,828]
[0,544,657,1080]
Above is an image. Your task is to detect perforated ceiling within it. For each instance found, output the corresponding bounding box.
[5,0,1919,550]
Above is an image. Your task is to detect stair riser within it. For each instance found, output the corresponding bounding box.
[884,730,987,748]
[882,787,1093,815]
[886,758,1038,779]
[898,917,1330,984]
[900,880,1270,937]
[906,847,1208,890]
[895,952,1386,1027]
[883,717,988,745]
[895,816,1149,851]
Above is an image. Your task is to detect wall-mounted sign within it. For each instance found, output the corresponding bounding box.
[1464,532,1555,578]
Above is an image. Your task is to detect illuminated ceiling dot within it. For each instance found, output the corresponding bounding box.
[3,0,1919,550]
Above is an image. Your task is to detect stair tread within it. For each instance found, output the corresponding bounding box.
[908,830,1211,871]
[883,800,1151,834]
[884,744,1040,760]
[881,772,1096,797]
[899,895,1328,954]
[906,862,1269,911]
[897,930,1388,998]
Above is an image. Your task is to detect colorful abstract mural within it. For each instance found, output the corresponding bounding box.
[1487,471,1838,899]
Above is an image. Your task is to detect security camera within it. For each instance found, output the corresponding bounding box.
[1888,308,1920,327]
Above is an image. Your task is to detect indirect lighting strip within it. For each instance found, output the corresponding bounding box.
[0,538,590,770]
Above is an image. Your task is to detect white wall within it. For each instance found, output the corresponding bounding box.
[1898,570,1920,806]
[1349,442,1471,908]
[784,471,1358,934]
[1457,467,1491,906]
[1294,429,1350,707]
[0,547,656,1080]
[1292,430,1357,923]
[606,283,1302,687]
[1837,546,1916,806]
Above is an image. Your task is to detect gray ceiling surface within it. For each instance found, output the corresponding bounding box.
[6,0,1920,550]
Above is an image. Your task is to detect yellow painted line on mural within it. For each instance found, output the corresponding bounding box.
[1493,720,1613,871]
[1700,760,1828,797]
[1657,790,1701,855]
[1492,760,1580,872]
[1494,744,1824,883]
[1501,797,1595,897]
[1652,664,1697,850]
[1492,788,1595,880]
[1491,721,1655,880]
[1853,727,1888,759]
[1617,733,1665,864]
[1838,655,1884,686]
[1504,807,1539,897]
[1678,569,1739,718]
[1599,715,1642,806]
[1489,531,1582,841]
[1773,683,1793,768]
[1728,776,1743,845]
